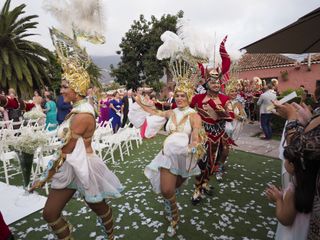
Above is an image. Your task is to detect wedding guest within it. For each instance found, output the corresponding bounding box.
[109,91,123,133]
[98,92,111,124]
[56,82,72,124]
[44,93,58,131]
[257,84,277,140]
[121,89,135,127]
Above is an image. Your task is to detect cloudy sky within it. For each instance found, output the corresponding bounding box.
[10,0,320,59]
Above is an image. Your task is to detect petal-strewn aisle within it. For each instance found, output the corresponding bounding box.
[7,135,280,240]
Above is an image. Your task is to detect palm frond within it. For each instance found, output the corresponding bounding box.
[1,48,9,65]
[9,51,23,81]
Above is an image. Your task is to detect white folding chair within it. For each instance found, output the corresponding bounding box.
[27,119,39,127]
[130,127,143,148]
[0,120,13,129]
[92,129,115,164]
[0,148,21,184]
[119,127,132,154]
[32,144,61,194]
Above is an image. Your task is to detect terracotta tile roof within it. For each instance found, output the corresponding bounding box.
[302,53,320,63]
[237,53,295,71]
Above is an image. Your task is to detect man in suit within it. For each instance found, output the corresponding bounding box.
[121,89,135,127]
[56,94,72,124]
[163,91,175,110]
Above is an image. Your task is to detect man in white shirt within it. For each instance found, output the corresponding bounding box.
[257,84,277,140]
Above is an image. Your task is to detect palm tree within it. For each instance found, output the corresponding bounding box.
[0,0,53,98]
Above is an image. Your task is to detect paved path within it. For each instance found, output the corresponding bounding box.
[160,122,281,158]
[234,122,280,159]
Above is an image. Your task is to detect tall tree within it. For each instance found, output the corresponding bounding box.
[110,11,183,91]
[0,0,54,98]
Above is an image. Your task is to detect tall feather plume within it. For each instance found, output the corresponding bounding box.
[156,31,185,60]
[176,19,214,61]
[43,0,105,43]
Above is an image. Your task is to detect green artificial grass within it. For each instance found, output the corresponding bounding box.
[3,135,281,240]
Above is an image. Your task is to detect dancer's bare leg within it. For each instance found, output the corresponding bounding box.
[160,168,180,236]
[42,188,76,239]
[87,201,114,240]
[176,176,186,189]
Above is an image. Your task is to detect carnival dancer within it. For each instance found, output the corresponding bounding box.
[130,83,206,237]
[214,80,245,181]
[30,56,123,239]
[190,72,234,204]
[129,30,207,235]
[225,79,247,141]
[189,34,234,203]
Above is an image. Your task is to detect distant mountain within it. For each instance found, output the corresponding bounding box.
[91,55,121,83]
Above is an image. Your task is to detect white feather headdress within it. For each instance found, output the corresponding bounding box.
[43,0,106,44]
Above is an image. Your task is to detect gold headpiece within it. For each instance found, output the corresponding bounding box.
[61,59,90,96]
[170,52,196,101]
[225,78,240,95]
[50,28,91,96]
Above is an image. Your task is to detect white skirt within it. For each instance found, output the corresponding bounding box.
[144,132,201,194]
[51,138,123,203]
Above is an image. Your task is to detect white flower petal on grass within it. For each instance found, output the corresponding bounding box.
[267,230,275,238]
[95,236,105,240]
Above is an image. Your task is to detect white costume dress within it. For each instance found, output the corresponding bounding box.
[227,100,246,141]
[275,182,310,240]
[50,100,123,203]
[129,103,201,194]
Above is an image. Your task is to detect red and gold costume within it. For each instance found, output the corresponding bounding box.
[190,93,234,199]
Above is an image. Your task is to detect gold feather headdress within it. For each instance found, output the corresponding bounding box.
[168,50,198,100]
[225,78,240,95]
[157,30,207,101]
[50,28,91,96]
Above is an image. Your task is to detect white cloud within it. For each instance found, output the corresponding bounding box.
[9,0,320,59]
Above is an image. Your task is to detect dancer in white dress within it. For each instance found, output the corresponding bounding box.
[30,58,123,240]
[130,85,206,236]
[225,79,246,141]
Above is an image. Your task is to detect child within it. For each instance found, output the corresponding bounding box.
[265,144,319,240]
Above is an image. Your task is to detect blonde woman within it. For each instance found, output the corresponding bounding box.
[130,87,205,237]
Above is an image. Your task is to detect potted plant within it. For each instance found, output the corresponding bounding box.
[280,70,289,81]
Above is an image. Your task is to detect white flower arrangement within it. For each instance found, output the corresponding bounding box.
[7,129,48,154]
[23,109,46,120]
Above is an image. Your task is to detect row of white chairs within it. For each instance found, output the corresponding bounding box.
[0,120,143,194]
[0,119,59,189]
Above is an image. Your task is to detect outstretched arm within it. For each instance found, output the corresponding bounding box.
[136,95,171,119]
